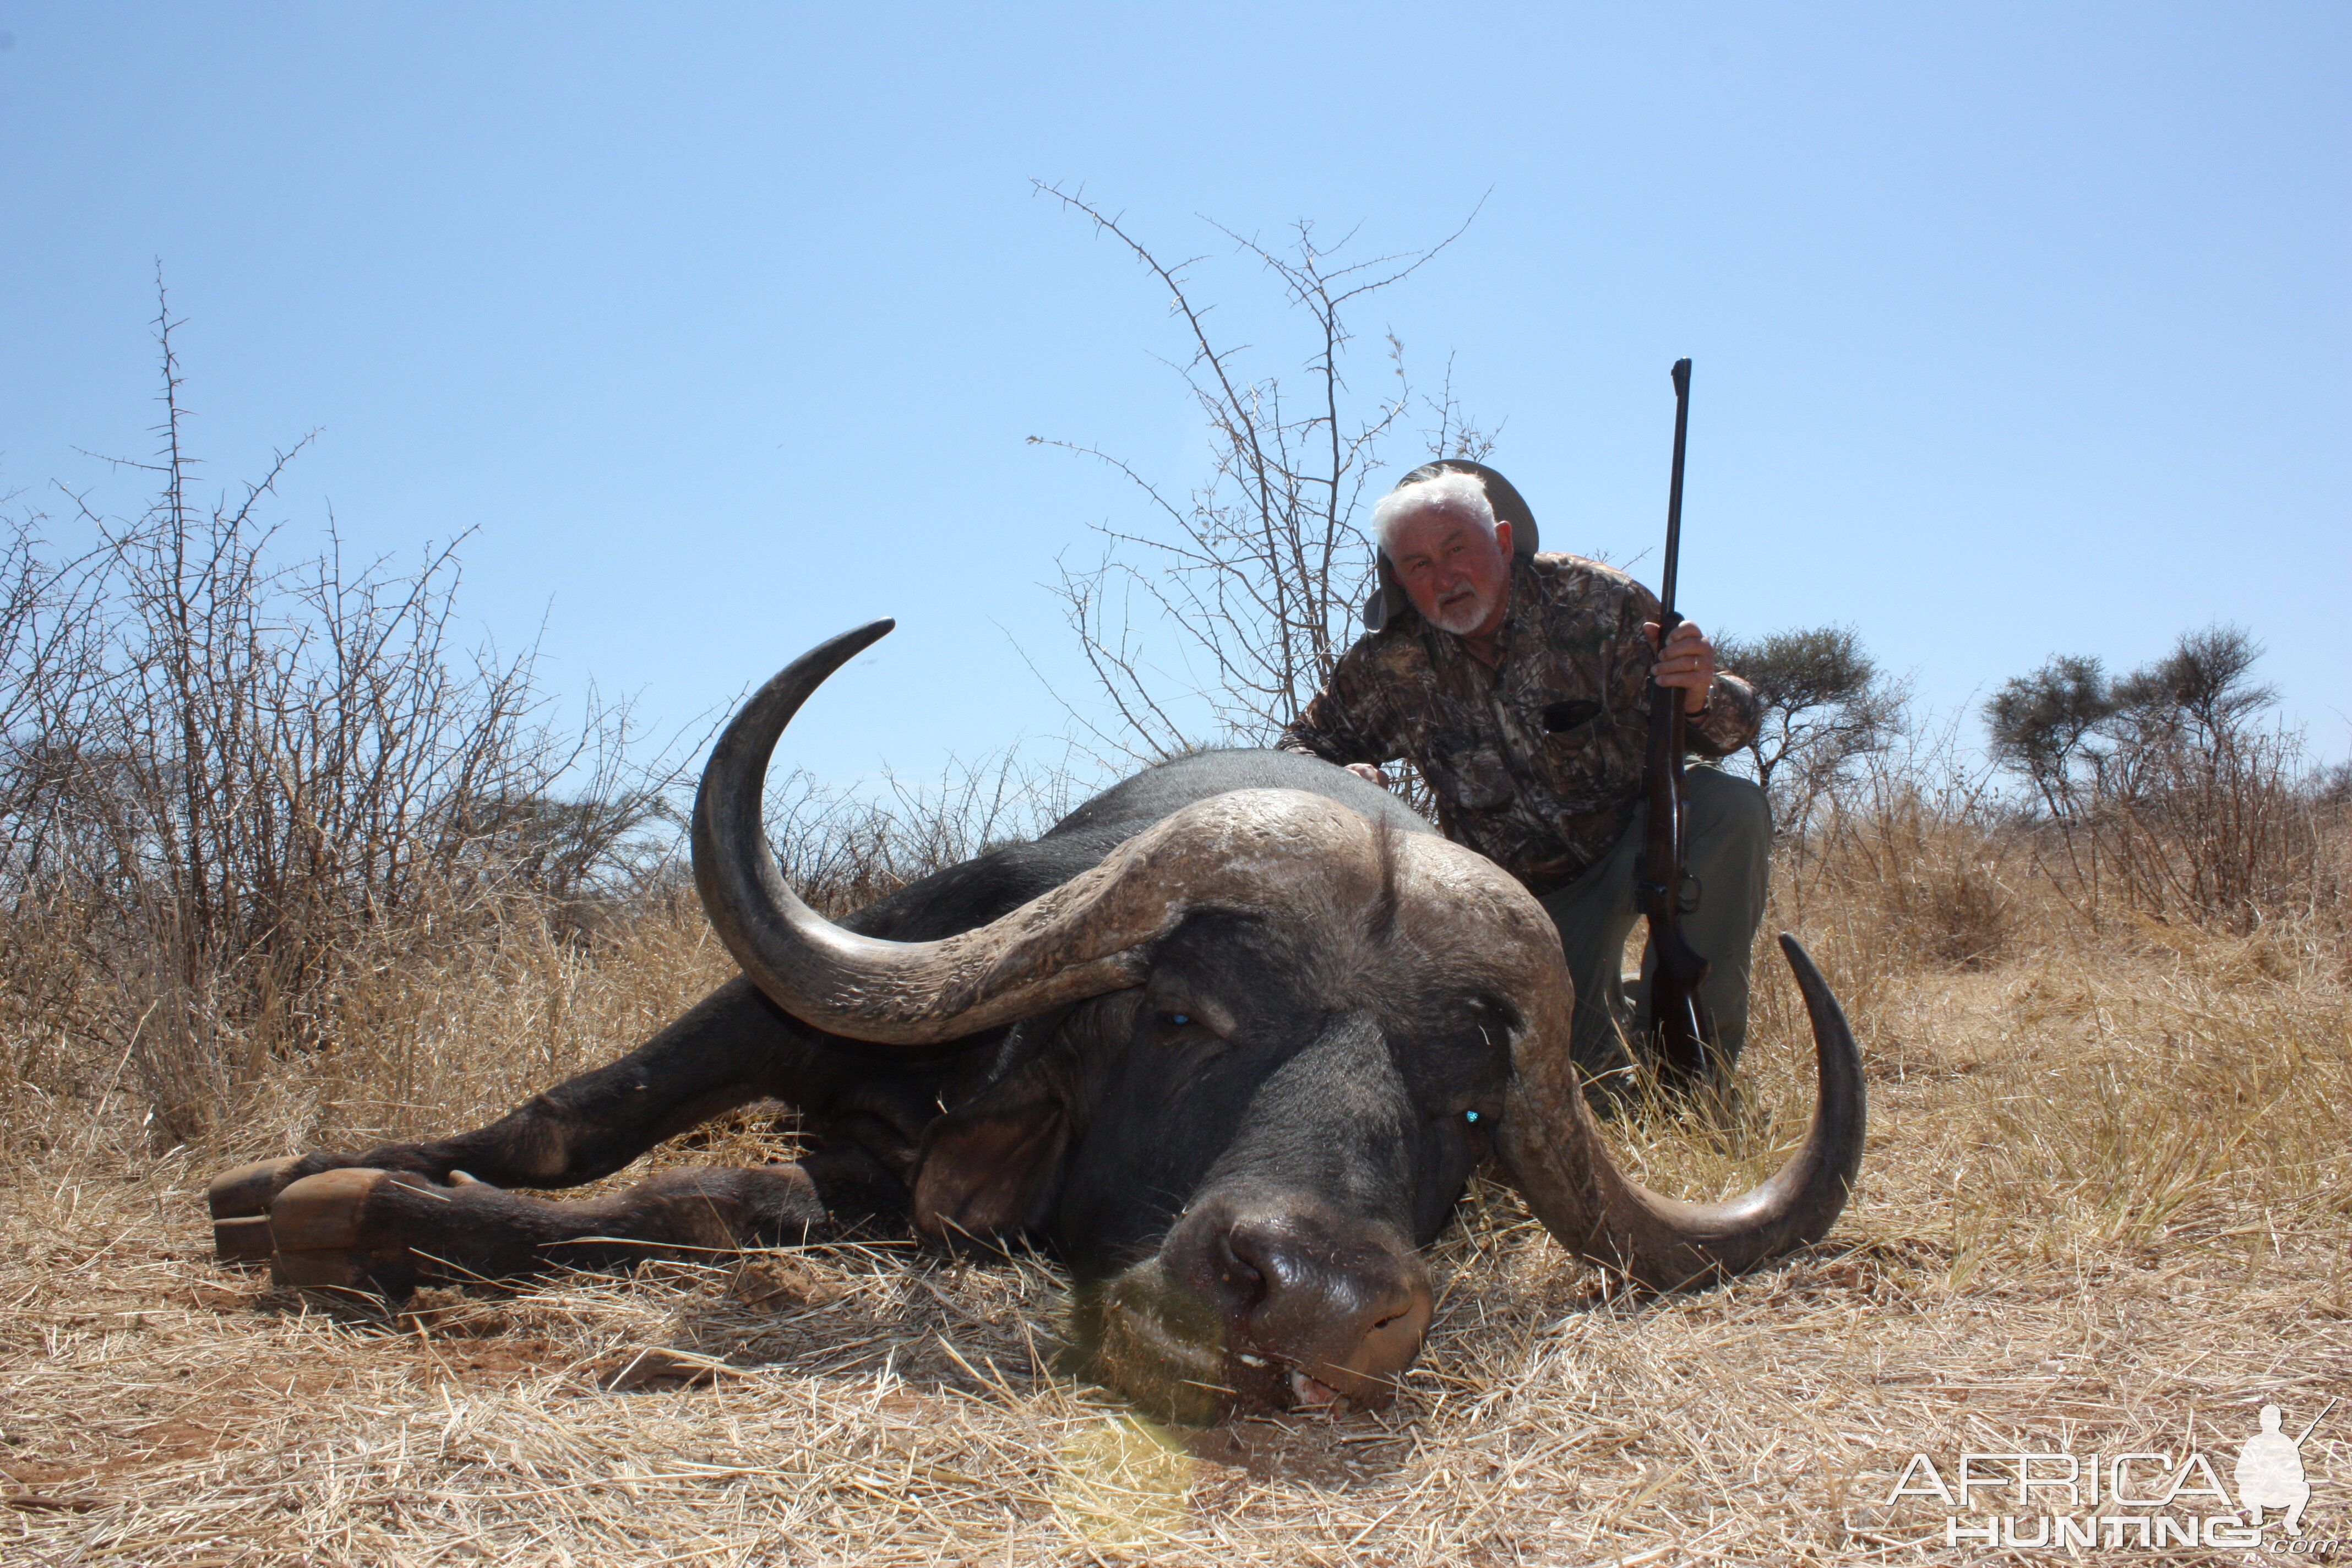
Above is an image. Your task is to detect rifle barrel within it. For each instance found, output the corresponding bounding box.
[1645,355,1713,1089]
[1662,357,1692,618]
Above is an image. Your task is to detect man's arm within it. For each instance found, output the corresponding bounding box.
[1615,577,1758,758]
[1642,618,1760,758]
[1278,640,1402,781]
[1685,662,1758,758]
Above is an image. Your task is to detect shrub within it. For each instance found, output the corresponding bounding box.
[0,299,685,1144]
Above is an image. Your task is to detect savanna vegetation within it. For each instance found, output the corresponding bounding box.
[2,278,2345,1565]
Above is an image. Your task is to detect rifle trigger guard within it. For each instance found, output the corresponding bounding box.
[1676,871,1703,915]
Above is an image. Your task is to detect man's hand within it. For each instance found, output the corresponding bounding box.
[1344,762,1391,789]
[1643,619,1718,713]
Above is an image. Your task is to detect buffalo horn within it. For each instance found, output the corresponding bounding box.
[1491,930,1868,1290]
[690,622,1394,1046]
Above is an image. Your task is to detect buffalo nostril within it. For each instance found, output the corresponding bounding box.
[1147,1207,1434,1413]
[1212,1235,1267,1308]
[1226,1222,1413,1323]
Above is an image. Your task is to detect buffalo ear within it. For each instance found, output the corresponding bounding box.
[911,1044,1080,1243]
[911,1106,1071,1243]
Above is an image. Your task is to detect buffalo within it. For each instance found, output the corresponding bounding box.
[207,622,1865,1424]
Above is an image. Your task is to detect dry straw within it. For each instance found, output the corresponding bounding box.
[4,788,2346,1566]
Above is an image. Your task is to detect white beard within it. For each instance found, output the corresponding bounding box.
[1426,589,1494,636]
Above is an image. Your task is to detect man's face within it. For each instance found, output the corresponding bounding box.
[1386,506,1513,638]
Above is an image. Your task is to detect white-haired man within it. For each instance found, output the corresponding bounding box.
[1277,460,1769,1088]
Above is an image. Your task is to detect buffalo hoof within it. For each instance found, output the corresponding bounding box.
[210,1156,299,1217]
[209,1157,300,1264]
[268,1168,422,1301]
[214,1213,276,1264]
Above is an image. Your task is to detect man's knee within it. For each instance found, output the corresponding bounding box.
[1683,766,1770,846]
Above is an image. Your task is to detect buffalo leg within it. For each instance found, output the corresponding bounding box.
[211,977,915,1247]
[266,1162,831,1299]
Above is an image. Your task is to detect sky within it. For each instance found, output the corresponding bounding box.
[3,2,2346,799]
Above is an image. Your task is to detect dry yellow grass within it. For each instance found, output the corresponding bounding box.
[4,834,2348,1565]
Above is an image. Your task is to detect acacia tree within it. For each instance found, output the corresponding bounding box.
[1031,185,1486,763]
[1984,626,2315,931]
[1984,653,2117,819]
[1713,624,1903,827]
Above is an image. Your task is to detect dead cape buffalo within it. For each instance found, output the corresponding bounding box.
[207,620,1865,1424]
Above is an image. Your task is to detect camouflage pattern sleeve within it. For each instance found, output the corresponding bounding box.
[1277,638,1401,765]
[1688,667,1760,759]
[1613,574,1760,760]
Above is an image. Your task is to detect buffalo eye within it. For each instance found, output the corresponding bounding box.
[1145,1003,1228,1048]
[1446,1095,1503,1126]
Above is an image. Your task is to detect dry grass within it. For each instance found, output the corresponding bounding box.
[4,819,2349,1566]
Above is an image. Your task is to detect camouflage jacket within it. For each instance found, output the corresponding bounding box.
[1277,552,1759,892]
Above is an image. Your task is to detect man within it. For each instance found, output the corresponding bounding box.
[1277,460,1768,1088]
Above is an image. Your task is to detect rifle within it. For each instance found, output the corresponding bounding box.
[1636,357,1717,1090]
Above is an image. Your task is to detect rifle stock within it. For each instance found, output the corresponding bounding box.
[1638,357,1717,1088]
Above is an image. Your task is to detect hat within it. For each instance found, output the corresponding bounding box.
[1362,460,1540,631]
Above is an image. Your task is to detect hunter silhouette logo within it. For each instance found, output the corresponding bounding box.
[2236,1401,2324,1536]
[1885,1397,2338,1552]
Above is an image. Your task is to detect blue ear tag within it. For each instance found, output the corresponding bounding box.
[1464,1109,1480,1123]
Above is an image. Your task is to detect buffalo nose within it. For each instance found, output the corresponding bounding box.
[1193,1211,1435,1406]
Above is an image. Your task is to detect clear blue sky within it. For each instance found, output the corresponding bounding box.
[4,3,2345,791]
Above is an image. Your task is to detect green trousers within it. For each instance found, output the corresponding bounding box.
[1535,765,1772,1088]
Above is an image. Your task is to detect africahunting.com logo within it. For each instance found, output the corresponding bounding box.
[1884,1399,2337,1554]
